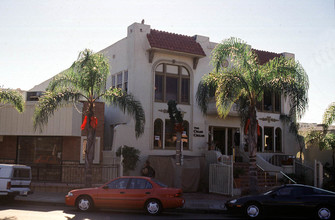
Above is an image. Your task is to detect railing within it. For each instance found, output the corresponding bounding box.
[31,164,120,184]
[257,164,296,186]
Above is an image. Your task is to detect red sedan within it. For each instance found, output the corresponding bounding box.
[65,176,185,215]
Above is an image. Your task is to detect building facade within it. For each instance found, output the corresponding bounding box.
[101,22,299,170]
[0,22,301,189]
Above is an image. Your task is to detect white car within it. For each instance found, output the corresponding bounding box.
[0,164,32,199]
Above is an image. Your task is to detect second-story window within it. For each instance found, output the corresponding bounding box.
[124,70,128,92]
[117,73,123,89]
[154,63,190,104]
[257,91,281,113]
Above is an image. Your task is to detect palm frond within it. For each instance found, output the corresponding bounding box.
[103,88,145,138]
[0,89,25,112]
[323,102,335,129]
[33,90,82,132]
[72,49,109,98]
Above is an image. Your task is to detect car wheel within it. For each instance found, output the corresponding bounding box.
[245,203,262,218]
[145,199,162,215]
[316,206,332,220]
[76,196,93,212]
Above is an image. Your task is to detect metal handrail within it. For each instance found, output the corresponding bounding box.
[280,171,297,184]
[257,164,297,185]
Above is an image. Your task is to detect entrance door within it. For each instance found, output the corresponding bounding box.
[209,127,239,156]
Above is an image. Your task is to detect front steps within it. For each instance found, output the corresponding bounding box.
[234,162,278,194]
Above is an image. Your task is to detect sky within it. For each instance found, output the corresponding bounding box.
[0,0,334,123]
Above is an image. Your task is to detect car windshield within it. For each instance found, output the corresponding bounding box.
[151,178,167,187]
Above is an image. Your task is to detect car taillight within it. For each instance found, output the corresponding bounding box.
[7,181,11,190]
[174,192,182,197]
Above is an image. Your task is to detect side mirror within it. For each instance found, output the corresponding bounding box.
[103,185,109,189]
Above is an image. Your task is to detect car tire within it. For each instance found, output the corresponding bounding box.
[245,202,262,219]
[76,196,93,212]
[145,199,162,215]
[316,205,333,220]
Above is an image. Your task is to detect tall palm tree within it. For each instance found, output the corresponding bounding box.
[323,102,335,130]
[34,49,145,187]
[322,102,335,166]
[0,88,24,113]
[196,37,309,194]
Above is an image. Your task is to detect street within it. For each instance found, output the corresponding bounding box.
[0,203,236,220]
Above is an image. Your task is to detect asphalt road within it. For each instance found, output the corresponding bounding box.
[0,203,236,220]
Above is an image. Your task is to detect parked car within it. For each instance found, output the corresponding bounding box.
[0,164,32,199]
[65,176,185,215]
[226,184,335,219]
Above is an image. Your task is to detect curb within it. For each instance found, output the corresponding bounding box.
[14,198,227,214]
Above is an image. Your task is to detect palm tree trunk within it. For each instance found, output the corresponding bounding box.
[85,103,96,187]
[85,126,96,187]
[248,106,258,194]
[174,130,182,188]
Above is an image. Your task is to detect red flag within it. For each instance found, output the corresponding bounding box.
[81,116,88,130]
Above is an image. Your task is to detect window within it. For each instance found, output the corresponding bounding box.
[154,64,190,104]
[257,91,281,113]
[264,127,274,152]
[128,178,152,189]
[111,70,128,91]
[257,127,263,152]
[124,70,128,92]
[107,178,129,189]
[80,137,100,164]
[112,75,116,88]
[17,137,62,165]
[26,91,43,101]
[117,73,123,89]
[275,128,282,152]
[153,119,163,149]
[156,119,189,150]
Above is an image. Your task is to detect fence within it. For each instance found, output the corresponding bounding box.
[31,164,120,184]
[295,159,323,187]
[209,156,233,196]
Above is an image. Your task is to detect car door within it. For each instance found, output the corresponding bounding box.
[270,186,306,215]
[96,178,130,209]
[124,178,154,209]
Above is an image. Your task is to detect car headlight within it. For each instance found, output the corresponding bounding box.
[67,192,73,197]
[229,199,237,204]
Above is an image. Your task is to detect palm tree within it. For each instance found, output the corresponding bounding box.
[322,102,335,166]
[196,37,309,194]
[33,49,145,187]
[0,88,24,112]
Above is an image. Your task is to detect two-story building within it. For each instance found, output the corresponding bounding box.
[0,22,301,191]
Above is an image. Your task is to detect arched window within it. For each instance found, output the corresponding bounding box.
[275,128,282,152]
[153,119,163,149]
[182,121,189,150]
[155,64,190,104]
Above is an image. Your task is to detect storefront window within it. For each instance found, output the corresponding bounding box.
[18,137,62,165]
[264,127,274,152]
[275,128,282,152]
[153,119,163,149]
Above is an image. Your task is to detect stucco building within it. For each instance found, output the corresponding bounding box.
[0,22,302,190]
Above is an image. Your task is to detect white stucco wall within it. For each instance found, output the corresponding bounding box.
[97,22,299,162]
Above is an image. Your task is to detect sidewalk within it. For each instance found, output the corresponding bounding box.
[15,191,229,213]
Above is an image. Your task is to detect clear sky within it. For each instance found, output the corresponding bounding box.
[1,0,334,123]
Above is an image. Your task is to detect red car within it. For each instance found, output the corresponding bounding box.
[65,176,185,215]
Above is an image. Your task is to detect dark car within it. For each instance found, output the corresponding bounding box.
[225,184,335,219]
[65,176,185,215]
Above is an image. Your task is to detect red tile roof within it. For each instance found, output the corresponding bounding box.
[147,29,206,57]
[252,49,282,65]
